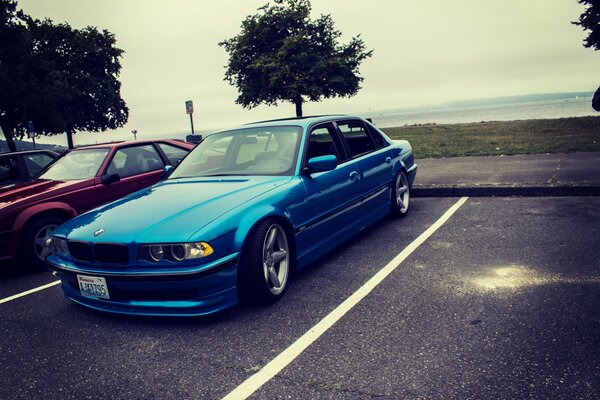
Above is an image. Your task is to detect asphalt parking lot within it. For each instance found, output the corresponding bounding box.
[1,196,599,399]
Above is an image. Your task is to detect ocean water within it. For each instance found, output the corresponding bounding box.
[361,97,597,128]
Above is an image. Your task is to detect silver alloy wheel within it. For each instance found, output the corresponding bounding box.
[396,172,410,214]
[34,223,58,261]
[262,223,290,295]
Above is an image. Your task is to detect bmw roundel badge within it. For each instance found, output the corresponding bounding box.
[93,228,105,237]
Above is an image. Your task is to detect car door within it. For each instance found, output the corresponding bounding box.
[95,144,166,206]
[335,119,393,214]
[294,123,362,264]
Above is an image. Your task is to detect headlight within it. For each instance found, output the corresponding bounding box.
[52,237,70,258]
[148,245,164,262]
[139,242,213,263]
[170,244,186,261]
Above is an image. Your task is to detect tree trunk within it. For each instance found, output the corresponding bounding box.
[1,124,18,152]
[66,129,75,149]
[294,97,303,117]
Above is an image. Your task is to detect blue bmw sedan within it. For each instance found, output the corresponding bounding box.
[46,115,417,316]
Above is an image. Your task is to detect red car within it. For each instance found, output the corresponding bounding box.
[0,139,194,269]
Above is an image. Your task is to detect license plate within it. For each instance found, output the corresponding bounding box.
[77,275,110,299]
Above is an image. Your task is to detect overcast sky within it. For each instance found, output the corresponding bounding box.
[17,0,599,146]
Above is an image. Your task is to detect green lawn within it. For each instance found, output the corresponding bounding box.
[381,116,600,159]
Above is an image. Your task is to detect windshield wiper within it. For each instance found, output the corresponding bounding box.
[170,173,246,179]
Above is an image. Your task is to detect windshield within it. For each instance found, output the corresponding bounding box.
[169,126,301,179]
[38,148,109,181]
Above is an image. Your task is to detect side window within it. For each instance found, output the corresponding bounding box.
[0,156,18,184]
[157,143,190,165]
[107,145,164,178]
[337,121,375,158]
[23,153,55,177]
[307,124,342,161]
[366,124,387,149]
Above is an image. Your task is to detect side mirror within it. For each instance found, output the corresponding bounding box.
[306,155,338,173]
[162,165,174,178]
[101,173,120,185]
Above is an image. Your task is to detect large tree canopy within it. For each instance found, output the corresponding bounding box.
[0,0,128,150]
[220,0,372,117]
[574,0,600,50]
[574,0,600,110]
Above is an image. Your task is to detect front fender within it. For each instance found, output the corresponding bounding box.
[12,201,77,234]
[188,181,304,254]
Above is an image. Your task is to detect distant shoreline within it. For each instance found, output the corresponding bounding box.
[3,114,599,155]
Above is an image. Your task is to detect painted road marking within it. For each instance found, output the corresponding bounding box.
[223,196,469,400]
[0,280,61,305]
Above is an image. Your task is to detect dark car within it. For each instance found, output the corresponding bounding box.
[0,150,60,188]
[0,139,194,269]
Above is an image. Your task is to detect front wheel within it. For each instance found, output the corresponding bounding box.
[238,219,291,304]
[20,215,65,271]
[390,171,410,218]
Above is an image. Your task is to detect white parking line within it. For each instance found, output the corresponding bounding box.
[0,280,61,305]
[223,197,469,400]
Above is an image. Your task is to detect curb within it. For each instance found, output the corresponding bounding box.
[412,184,600,197]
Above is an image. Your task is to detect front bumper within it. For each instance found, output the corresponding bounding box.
[46,253,240,316]
[407,163,418,187]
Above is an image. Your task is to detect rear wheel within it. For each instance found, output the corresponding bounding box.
[20,215,65,271]
[238,219,291,304]
[390,171,410,218]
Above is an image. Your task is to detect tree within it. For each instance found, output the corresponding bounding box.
[0,0,128,150]
[574,0,600,50]
[574,0,600,110]
[220,0,373,117]
[0,0,32,151]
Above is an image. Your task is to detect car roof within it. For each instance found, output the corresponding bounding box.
[0,149,59,157]
[73,138,194,150]
[241,114,361,129]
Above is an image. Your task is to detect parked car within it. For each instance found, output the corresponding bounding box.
[46,116,417,316]
[0,139,194,269]
[0,150,60,187]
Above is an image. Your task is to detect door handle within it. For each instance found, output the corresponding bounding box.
[385,157,392,164]
[349,171,358,181]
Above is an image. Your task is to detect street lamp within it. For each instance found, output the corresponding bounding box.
[131,129,138,140]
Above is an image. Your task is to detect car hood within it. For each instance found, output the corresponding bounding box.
[57,176,292,243]
[0,179,87,210]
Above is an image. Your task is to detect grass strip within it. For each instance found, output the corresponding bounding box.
[382,116,600,159]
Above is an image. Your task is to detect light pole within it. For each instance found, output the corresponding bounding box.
[131,129,138,140]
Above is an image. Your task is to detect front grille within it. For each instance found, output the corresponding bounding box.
[69,242,93,263]
[66,241,129,265]
[94,244,129,265]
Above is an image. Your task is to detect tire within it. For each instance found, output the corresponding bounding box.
[238,219,291,304]
[20,215,65,271]
[390,171,410,218]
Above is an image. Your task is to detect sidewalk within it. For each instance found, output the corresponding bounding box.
[411,152,600,197]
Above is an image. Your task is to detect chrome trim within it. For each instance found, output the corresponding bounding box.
[47,253,238,277]
[296,184,389,233]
